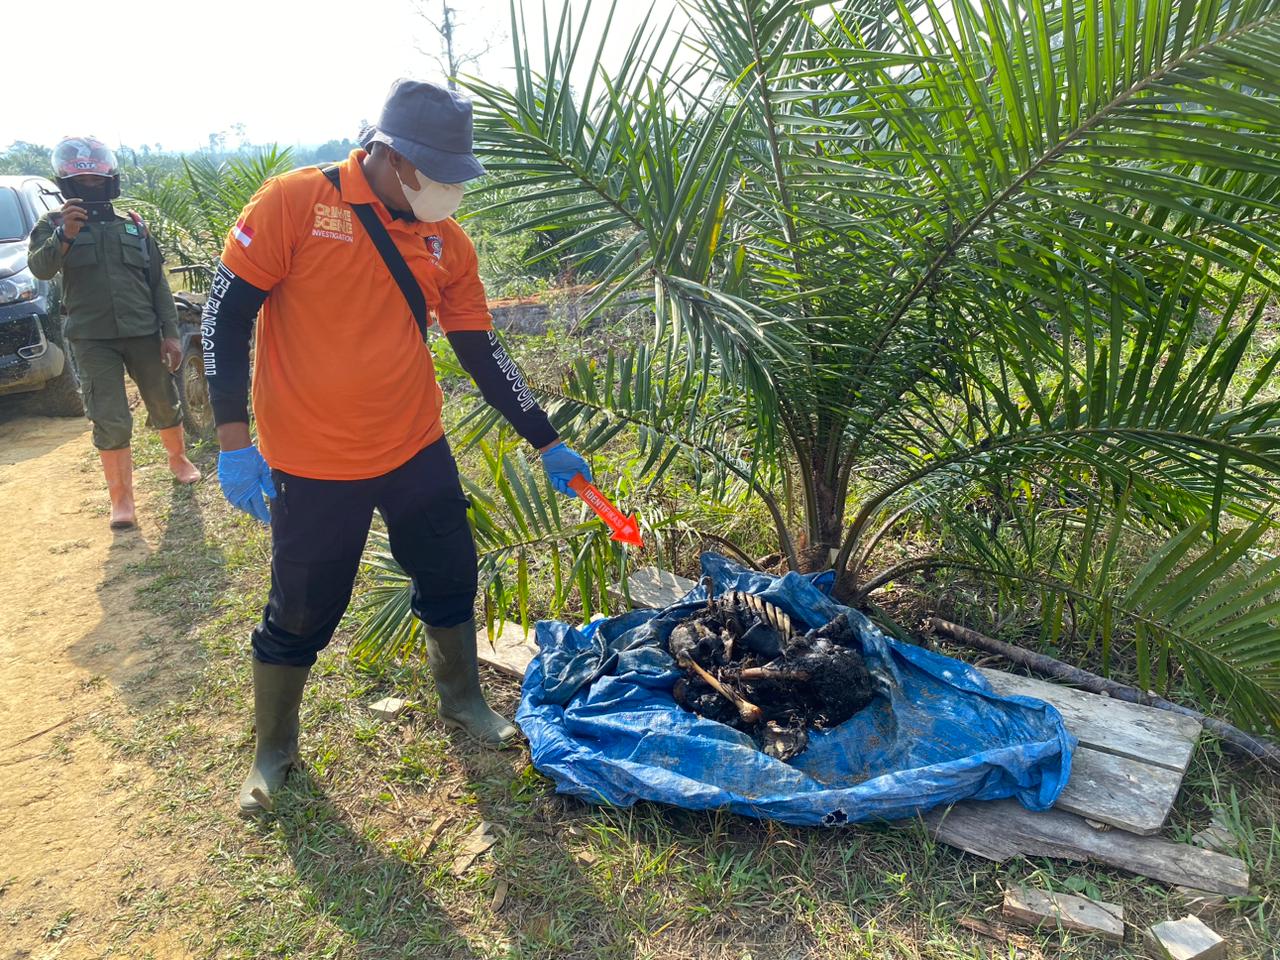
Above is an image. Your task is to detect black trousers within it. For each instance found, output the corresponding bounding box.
[252,438,477,667]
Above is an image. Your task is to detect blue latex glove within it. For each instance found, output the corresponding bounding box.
[540,441,592,498]
[218,445,276,524]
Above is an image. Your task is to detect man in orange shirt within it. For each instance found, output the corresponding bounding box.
[203,79,591,815]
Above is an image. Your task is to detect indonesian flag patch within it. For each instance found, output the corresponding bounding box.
[232,220,255,248]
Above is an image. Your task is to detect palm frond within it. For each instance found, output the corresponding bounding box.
[350,435,674,663]
[926,512,1280,734]
[124,146,295,289]
[441,0,1280,729]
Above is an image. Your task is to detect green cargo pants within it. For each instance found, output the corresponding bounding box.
[69,335,183,451]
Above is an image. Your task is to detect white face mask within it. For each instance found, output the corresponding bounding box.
[397,165,464,222]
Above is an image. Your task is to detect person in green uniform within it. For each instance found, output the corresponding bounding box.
[27,136,201,529]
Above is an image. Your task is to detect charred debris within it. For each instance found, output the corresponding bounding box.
[666,578,877,761]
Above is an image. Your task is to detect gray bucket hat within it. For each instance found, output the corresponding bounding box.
[361,78,485,184]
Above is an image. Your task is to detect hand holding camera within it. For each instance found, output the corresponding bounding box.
[55,199,89,241]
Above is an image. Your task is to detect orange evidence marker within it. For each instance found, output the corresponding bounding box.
[568,473,644,548]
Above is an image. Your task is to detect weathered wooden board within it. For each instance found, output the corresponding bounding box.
[925,800,1249,896]
[980,669,1201,774]
[606,568,697,610]
[1151,915,1227,960]
[1054,746,1184,835]
[1002,885,1125,941]
[368,697,408,721]
[478,623,540,680]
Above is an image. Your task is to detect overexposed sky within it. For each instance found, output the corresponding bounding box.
[3,0,683,153]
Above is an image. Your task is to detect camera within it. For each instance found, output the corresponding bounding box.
[79,201,115,223]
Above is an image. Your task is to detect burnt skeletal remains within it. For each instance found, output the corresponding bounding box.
[667,578,877,760]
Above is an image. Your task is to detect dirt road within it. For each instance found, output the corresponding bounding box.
[0,412,196,959]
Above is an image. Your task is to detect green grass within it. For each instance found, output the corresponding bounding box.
[78,416,1278,959]
[75,326,1277,958]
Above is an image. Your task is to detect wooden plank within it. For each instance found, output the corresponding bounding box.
[1001,886,1124,942]
[1151,915,1227,960]
[981,669,1201,773]
[925,800,1250,896]
[477,622,539,680]
[368,697,408,721]
[1054,746,1183,835]
[608,568,696,610]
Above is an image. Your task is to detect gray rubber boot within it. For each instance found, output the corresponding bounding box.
[238,660,310,815]
[424,619,518,747]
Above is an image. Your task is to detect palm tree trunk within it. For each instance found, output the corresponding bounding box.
[799,440,849,571]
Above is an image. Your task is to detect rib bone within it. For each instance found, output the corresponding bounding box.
[724,591,794,637]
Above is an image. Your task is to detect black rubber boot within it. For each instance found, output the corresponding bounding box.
[424,619,518,747]
[238,660,310,815]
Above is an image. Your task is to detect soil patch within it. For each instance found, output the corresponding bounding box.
[0,412,198,959]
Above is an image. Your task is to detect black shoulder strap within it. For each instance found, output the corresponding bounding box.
[320,164,428,340]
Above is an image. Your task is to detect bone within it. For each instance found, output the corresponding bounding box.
[727,591,794,636]
[678,655,763,724]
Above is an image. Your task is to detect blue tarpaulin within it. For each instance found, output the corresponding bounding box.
[517,554,1075,826]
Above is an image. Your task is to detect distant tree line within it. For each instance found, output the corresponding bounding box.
[0,137,363,182]
[0,133,571,300]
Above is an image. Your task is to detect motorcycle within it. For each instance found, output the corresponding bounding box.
[172,293,214,437]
